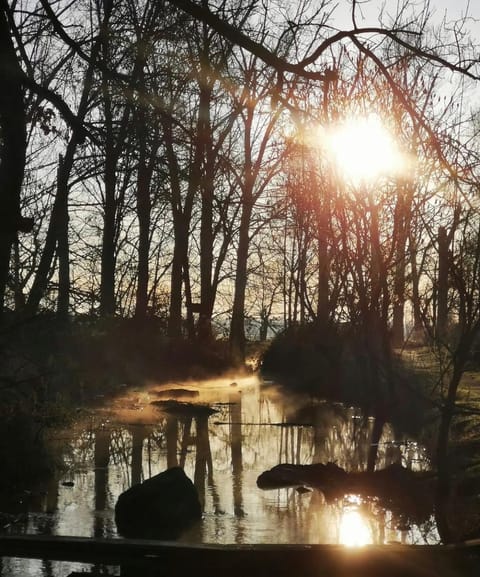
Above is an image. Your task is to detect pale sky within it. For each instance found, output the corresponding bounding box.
[331,1,480,107]
[433,0,480,19]
[422,0,480,36]
[343,0,480,38]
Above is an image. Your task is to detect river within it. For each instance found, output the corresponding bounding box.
[0,375,438,576]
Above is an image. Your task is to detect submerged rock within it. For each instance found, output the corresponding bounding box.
[257,462,434,525]
[115,467,202,539]
[150,399,217,417]
[152,388,200,399]
[257,462,348,498]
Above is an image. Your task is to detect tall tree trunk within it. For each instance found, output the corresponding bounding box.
[183,260,196,339]
[437,226,449,342]
[12,236,24,311]
[392,180,414,347]
[298,232,307,324]
[134,175,151,319]
[99,119,117,316]
[134,92,151,319]
[227,87,281,358]
[99,102,132,317]
[229,102,254,364]
[98,2,117,317]
[167,201,195,342]
[367,415,384,472]
[98,57,119,317]
[316,222,330,327]
[0,4,26,316]
[316,74,332,328]
[392,194,407,348]
[197,80,215,342]
[26,143,77,315]
[168,219,185,337]
[409,235,424,341]
[56,154,70,320]
[230,200,253,365]
[162,111,195,338]
[392,271,405,346]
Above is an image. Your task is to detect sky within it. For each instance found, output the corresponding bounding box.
[343,0,480,38]
[420,0,480,37]
[434,0,480,20]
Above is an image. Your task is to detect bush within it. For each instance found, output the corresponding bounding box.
[260,322,343,398]
[260,321,436,436]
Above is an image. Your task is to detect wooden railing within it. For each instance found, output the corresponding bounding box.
[0,535,479,577]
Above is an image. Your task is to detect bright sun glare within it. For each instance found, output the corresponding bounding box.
[326,114,403,184]
[339,508,372,547]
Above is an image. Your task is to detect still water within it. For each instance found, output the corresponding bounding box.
[1,375,438,576]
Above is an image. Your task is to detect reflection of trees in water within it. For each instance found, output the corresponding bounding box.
[279,420,308,465]
[93,425,110,538]
[230,392,243,520]
[253,391,433,543]
[301,402,423,473]
[129,424,150,485]
[165,415,178,468]
[194,414,213,508]
[235,390,401,473]
[94,427,110,512]
[262,487,316,542]
[50,385,432,545]
[305,403,374,471]
[230,390,314,468]
[108,427,133,487]
[66,427,94,470]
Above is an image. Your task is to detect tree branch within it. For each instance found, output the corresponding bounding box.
[167,0,327,81]
[168,0,479,83]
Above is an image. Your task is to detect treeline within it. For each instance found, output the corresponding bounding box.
[1,0,480,370]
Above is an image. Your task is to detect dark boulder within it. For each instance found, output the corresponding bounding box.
[115,467,202,539]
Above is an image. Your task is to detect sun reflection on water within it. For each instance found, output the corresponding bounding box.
[338,497,373,547]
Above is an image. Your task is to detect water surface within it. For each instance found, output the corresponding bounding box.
[0,375,437,576]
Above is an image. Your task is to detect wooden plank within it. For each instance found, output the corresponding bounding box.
[0,535,479,577]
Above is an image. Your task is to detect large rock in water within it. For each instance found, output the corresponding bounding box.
[115,467,202,539]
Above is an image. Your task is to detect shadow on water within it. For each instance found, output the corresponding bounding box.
[0,413,57,521]
[1,375,473,575]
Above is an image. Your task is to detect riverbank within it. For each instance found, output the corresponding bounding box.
[0,314,246,518]
[0,314,243,413]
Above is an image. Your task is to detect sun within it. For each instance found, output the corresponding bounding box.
[325,113,403,184]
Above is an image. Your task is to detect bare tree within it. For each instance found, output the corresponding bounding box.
[0,2,27,316]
